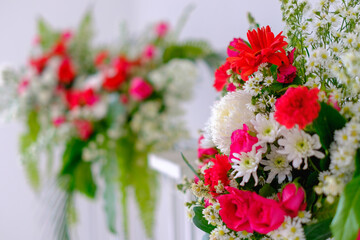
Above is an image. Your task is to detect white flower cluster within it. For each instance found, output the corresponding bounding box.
[269,216,308,240]
[133,59,198,151]
[316,116,360,202]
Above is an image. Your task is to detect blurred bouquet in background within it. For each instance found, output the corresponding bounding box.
[179,1,360,239]
[0,10,219,239]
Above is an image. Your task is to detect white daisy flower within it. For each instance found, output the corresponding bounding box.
[231,150,262,186]
[261,146,292,184]
[210,91,254,155]
[251,113,281,144]
[278,128,325,169]
[295,211,312,224]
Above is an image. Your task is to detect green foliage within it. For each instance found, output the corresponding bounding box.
[69,11,96,75]
[163,40,215,63]
[259,184,276,197]
[331,176,360,240]
[101,150,118,233]
[73,161,97,198]
[304,218,333,240]
[20,111,41,190]
[192,206,216,234]
[313,102,346,150]
[354,149,360,178]
[60,138,96,198]
[247,12,260,30]
[37,18,60,51]
[116,135,157,238]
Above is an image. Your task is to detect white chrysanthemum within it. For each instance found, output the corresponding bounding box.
[210,90,254,155]
[200,122,216,149]
[209,225,230,240]
[278,128,325,169]
[251,113,280,144]
[261,146,292,184]
[231,150,262,186]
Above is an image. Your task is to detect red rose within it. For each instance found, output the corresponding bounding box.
[129,77,153,101]
[58,58,76,84]
[204,155,231,196]
[218,187,253,233]
[278,183,306,218]
[274,86,320,129]
[248,193,285,234]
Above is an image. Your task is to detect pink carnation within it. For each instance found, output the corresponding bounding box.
[229,124,259,160]
[53,116,66,127]
[278,183,306,218]
[129,77,153,101]
[274,86,320,129]
[226,83,236,92]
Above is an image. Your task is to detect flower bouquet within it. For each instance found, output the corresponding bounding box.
[0,11,219,238]
[179,1,360,239]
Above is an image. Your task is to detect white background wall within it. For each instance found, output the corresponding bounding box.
[0,0,284,239]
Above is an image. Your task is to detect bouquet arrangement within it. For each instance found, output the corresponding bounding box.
[0,12,219,238]
[180,1,360,240]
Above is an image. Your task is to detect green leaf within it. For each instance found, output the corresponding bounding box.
[193,206,216,234]
[73,161,97,198]
[313,102,346,150]
[259,184,276,197]
[37,18,60,51]
[20,111,41,190]
[181,153,200,179]
[304,218,333,240]
[69,11,96,75]
[60,138,87,175]
[354,149,360,178]
[331,176,360,240]
[101,151,118,233]
[163,40,213,63]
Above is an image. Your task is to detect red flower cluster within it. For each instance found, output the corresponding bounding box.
[218,184,306,234]
[275,86,320,129]
[102,56,131,91]
[227,26,288,81]
[58,58,76,84]
[204,154,231,197]
[65,88,99,110]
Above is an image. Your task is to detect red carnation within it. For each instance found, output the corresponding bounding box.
[227,26,288,81]
[58,58,76,84]
[204,154,231,196]
[275,86,320,129]
[213,61,231,92]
